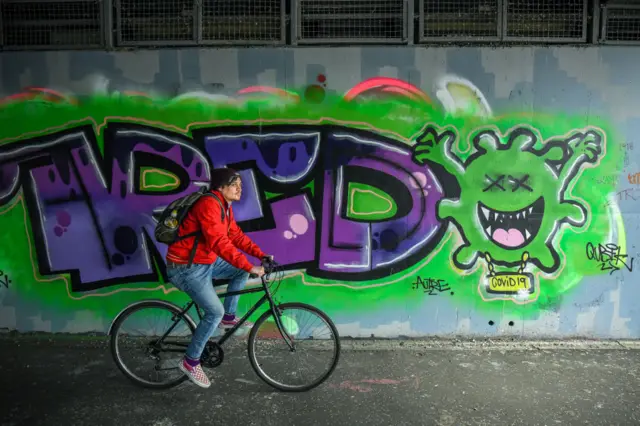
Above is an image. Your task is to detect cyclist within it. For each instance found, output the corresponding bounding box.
[165,167,273,388]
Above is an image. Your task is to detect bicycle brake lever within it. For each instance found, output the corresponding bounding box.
[261,258,275,273]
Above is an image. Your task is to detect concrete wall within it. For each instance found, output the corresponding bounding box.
[1,46,639,338]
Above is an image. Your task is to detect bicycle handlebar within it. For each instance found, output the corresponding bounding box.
[247,257,279,280]
[261,256,277,272]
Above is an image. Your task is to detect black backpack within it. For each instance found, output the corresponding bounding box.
[154,187,226,266]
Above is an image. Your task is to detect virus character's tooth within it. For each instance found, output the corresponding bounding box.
[481,206,489,220]
[522,209,527,219]
[486,226,492,235]
[516,212,521,220]
[525,229,531,240]
[529,207,534,215]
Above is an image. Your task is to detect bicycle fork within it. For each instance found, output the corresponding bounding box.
[270,305,296,351]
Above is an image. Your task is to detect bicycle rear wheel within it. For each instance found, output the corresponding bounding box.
[247,302,340,392]
[110,300,196,389]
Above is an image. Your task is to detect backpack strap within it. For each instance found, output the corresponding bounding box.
[204,192,226,222]
[186,192,227,266]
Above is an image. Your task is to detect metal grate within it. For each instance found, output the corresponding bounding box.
[602,5,640,44]
[420,0,500,41]
[1,0,103,50]
[504,0,587,41]
[297,0,406,43]
[202,0,284,44]
[116,0,196,45]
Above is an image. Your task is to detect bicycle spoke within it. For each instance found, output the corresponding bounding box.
[111,302,194,389]
[248,303,340,391]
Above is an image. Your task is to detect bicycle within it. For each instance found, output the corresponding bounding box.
[108,259,340,392]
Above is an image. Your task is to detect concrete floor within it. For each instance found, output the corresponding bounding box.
[1,335,640,426]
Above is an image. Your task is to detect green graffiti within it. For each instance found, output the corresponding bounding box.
[140,167,181,192]
[0,78,626,333]
[346,183,397,221]
[413,122,619,304]
[412,126,604,267]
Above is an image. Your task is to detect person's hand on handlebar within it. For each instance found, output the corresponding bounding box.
[249,255,274,278]
[250,266,266,277]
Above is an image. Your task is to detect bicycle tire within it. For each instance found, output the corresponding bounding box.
[247,302,340,392]
[110,300,197,389]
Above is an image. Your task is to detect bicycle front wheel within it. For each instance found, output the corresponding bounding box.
[110,300,196,389]
[248,302,340,392]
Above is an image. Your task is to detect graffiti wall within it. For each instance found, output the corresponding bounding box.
[0,46,639,338]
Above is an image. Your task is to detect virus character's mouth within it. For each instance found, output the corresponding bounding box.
[477,197,544,249]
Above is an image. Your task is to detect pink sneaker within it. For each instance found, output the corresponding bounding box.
[179,359,211,388]
[219,314,253,329]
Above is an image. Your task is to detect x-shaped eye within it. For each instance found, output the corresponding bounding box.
[483,174,505,192]
[508,175,533,192]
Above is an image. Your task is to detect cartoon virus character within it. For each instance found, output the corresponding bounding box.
[412,125,604,274]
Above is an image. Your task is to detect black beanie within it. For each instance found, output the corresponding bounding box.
[210,168,240,190]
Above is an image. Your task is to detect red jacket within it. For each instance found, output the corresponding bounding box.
[166,189,265,272]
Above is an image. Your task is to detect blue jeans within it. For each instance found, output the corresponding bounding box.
[166,257,250,360]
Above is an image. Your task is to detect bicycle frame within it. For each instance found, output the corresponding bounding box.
[155,271,295,353]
